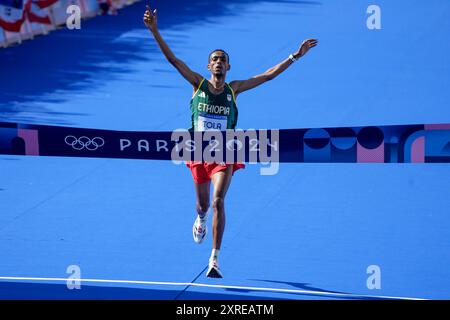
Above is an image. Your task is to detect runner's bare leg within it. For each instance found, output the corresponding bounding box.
[194,181,210,217]
[211,166,234,250]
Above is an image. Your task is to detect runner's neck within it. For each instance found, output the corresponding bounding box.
[208,77,226,94]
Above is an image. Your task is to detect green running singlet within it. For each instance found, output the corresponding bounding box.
[189,78,238,132]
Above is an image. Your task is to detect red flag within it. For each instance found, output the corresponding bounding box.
[0,0,26,32]
[25,0,51,25]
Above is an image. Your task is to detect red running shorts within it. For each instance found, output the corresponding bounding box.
[186,162,245,184]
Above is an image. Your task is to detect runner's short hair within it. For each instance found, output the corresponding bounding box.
[208,49,230,63]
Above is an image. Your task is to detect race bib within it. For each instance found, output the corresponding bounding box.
[198,113,228,131]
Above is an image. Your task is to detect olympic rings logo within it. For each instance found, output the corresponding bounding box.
[64,136,105,151]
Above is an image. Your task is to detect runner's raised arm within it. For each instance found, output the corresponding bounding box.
[143,5,203,88]
[230,39,318,96]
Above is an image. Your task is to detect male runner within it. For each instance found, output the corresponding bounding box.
[143,5,317,278]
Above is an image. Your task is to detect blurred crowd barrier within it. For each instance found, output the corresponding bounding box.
[0,0,140,48]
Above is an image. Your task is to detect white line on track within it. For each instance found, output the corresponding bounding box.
[0,276,427,300]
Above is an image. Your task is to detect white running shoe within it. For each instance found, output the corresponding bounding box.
[206,259,223,278]
[192,214,207,244]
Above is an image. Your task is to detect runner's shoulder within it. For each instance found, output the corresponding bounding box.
[228,80,242,93]
[192,78,206,95]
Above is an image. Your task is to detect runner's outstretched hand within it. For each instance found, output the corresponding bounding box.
[294,39,318,59]
[143,4,158,32]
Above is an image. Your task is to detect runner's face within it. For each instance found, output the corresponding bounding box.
[208,52,230,76]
